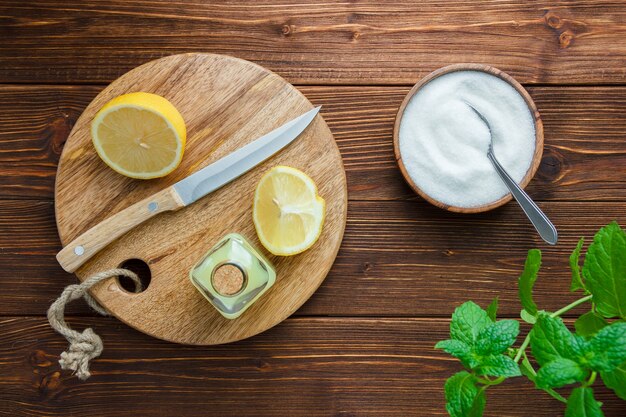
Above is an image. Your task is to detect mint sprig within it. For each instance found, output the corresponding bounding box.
[570,237,587,293]
[449,301,492,345]
[436,301,520,377]
[486,297,498,322]
[566,387,604,417]
[536,357,586,389]
[436,222,626,417]
[518,248,541,317]
[444,371,485,417]
[530,313,582,365]
[601,362,626,401]
[583,221,626,319]
[575,311,608,337]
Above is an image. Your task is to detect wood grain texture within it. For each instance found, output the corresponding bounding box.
[55,54,347,344]
[2,199,624,317]
[2,85,626,202]
[1,317,624,417]
[3,1,626,85]
[3,1,626,414]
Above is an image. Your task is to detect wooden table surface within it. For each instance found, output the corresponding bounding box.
[1,1,625,416]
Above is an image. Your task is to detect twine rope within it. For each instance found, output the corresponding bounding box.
[47,268,141,380]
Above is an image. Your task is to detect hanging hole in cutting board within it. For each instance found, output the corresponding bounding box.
[117,258,151,293]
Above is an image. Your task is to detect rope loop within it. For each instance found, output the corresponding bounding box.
[47,268,141,380]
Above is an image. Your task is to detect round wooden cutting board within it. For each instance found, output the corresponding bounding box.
[55,53,347,345]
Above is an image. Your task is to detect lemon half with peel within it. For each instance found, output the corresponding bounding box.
[91,92,186,179]
[253,166,326,256]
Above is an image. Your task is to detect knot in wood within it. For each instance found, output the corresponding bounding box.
[255,358,271,371]
[38,370,62,396]
[537,148,564,183]
[30,350,53,368]
[545,12,563,29]
[281,24,295,36]
[50,116,71,153]
[559,30,574,48]
[544,11,588,49]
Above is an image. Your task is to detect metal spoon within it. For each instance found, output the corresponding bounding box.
[466,102,558,245]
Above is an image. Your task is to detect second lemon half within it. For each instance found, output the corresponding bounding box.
[253,166,326,256]
[91,92,186,179]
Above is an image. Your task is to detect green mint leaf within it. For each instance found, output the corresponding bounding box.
[474,320,520,356]
[570,334,591,360]
[530,313,579,366]
[450,301,492,346]
[468,388,486,417]
[582,221,626,319]
[588,322,626,372]
[519,356,536,381]
[486,297,498,322]
[565,387,605,417]
[575,311,608,338]
[601,361,626,401]
[520,309,537,324]
[518,249,541,316]
[476,354,521,377]
[570,237,587,292]
[444,371,484,417]
[535,358,586,389]
[435,339,477,368]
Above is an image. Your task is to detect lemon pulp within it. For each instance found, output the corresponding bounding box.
[91,92,186,179]
[253,166,325,256]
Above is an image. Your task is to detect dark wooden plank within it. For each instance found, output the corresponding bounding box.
[1,317,624,416]
[2,85,626,201]
[3,1,626,84]
[0,86,90,199]
[1,199,624,317]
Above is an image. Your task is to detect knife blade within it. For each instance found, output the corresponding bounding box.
[174,106,321,205]
[56,106,321,272]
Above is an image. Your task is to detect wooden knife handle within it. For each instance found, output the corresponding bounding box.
[56,186,185,273]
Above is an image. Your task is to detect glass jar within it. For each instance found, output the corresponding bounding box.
[189,233,276,319]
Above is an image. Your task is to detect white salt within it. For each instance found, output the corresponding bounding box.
[398,70,536,208]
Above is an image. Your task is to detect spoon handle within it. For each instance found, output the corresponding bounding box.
[487,151,558,245]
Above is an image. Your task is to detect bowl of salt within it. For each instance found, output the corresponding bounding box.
[393,64,543,213]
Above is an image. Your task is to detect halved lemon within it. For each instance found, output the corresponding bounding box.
[91,92,186,179]
[253,166,326,256]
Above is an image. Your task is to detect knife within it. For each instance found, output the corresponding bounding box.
[56,106,321,273]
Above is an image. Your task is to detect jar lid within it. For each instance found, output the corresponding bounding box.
[211,262,246,296]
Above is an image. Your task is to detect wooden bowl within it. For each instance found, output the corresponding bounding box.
[393,63,544,213]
